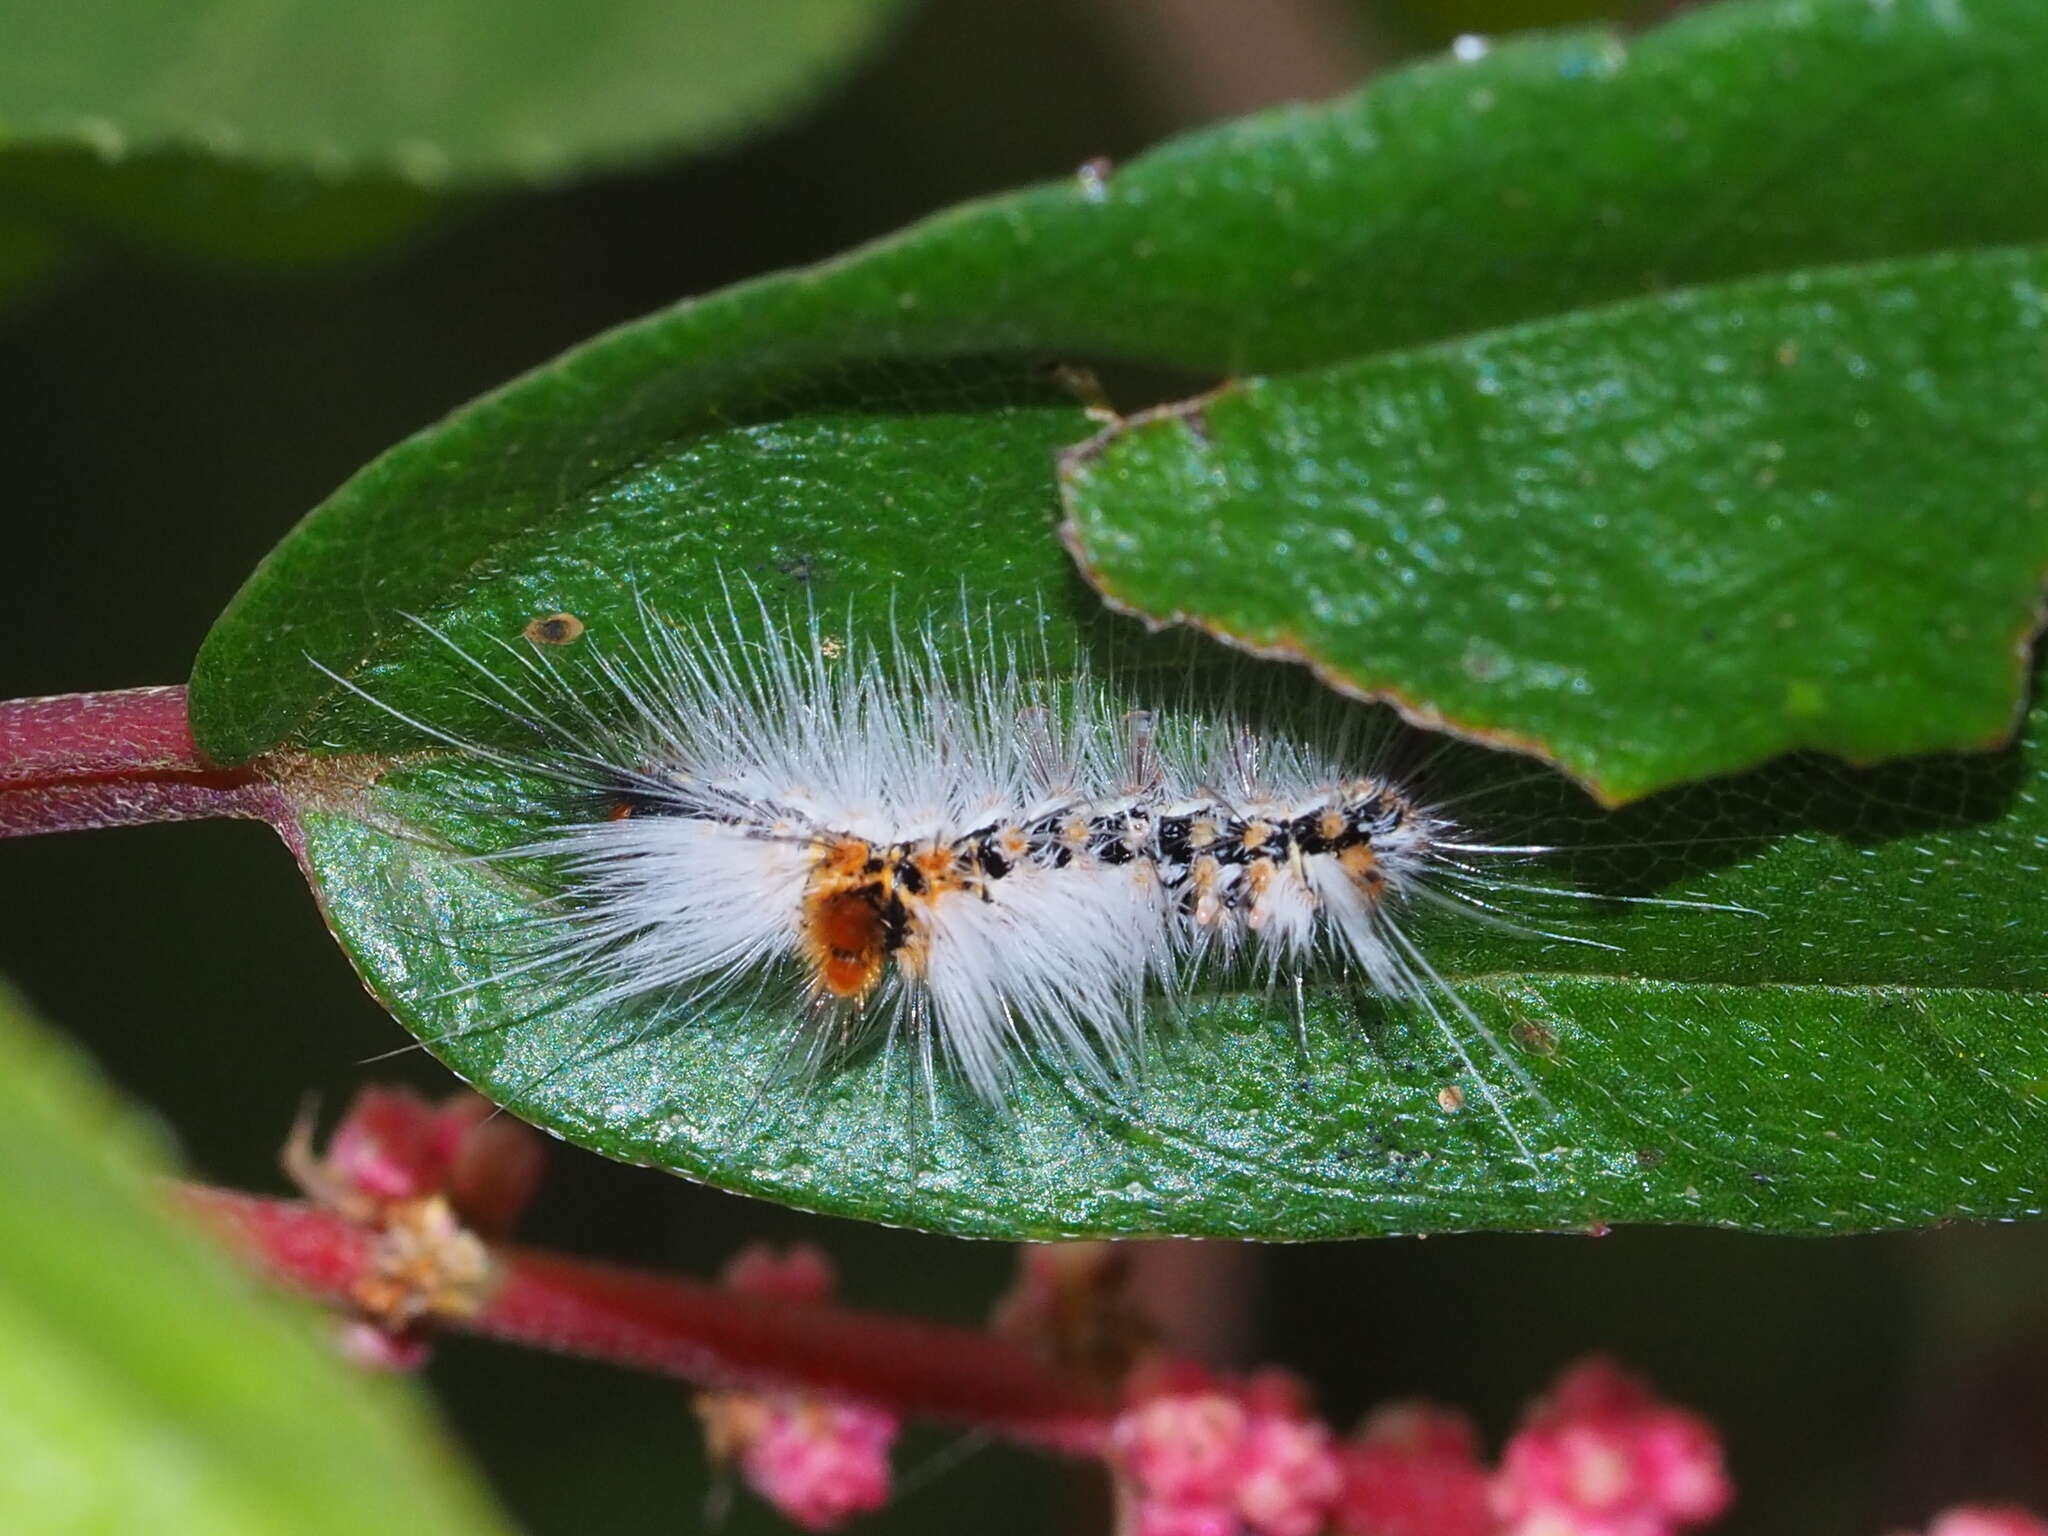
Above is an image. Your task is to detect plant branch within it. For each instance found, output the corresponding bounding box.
[176,1185,1112,1456]
[0,688,297,848]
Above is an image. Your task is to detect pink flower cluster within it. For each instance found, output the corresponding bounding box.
[696,1245,899,1532]
[287,1086,545,1370]
[1115,1356,1730,1536]
[1489,1358,1731,1536]
[1110,1362,1343,1536]
[727,1397,898,1533]
[287,1084,544,1238]
[275,1097,2048,1536]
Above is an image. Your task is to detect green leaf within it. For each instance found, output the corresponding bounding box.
[184,0,2048,1238]
[1061,247,2048,805]
[0,983,507,1535]
[0,215,70,314]
[211,382,2048,1237]
[0,0,905,183]
[0,148,443,272]
[0,0,903,276]
[298,683,2048,1239]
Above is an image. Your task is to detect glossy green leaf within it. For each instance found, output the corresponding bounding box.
[230,394,2048,1237]
[1061,247,2048,805]
[0,983,507,1534]
[299,667,2048,1239]
[185,0,2048,1238]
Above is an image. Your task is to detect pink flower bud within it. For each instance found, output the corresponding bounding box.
[1237,1410,1342,1536]
[1335,1403,1493,1536]
[1927,1508,2048,1536]
[439,1097,546,1238]
[722,1243,837,1305]
[1130,1504,1241,1536]
[289,1086,544,1237]
[1633,1408,1729,1522]
[1109,1364,1343,1536]
[1113,1390,1249,1508]
[1532,1358,1656,1424]
[334,1318,433,1373]
[739,1397,898,1532]
[324,1086,446,1204]
[1494,1357,1730,1536]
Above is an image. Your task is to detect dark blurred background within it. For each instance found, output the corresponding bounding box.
[2,1,2044,1531]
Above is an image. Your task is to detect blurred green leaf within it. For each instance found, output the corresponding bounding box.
[0,0,904,182]
[184,0,2048,1238]
[0,982,508,1534]
[0,216,70,315]
[1062,248,2048,804]
[0,0,904,276]
[0,148,441,273]
[1383,0,1642,45]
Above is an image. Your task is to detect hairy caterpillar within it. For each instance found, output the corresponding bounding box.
[333,591,1733,1162]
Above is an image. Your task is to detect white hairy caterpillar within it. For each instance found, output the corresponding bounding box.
[337,591,1734,1162]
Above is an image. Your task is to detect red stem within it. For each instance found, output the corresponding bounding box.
[11,698,1111,1450]
[0,688,298,851]
[178,1186,1112,1455]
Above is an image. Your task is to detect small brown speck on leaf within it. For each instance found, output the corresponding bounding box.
[524,612,585,646]
[1437,1084,1465,1113]
[1511,1021,1559,1057]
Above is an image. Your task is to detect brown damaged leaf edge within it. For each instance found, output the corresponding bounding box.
[1053,390,1600,801]
[1056,395,2048,807]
